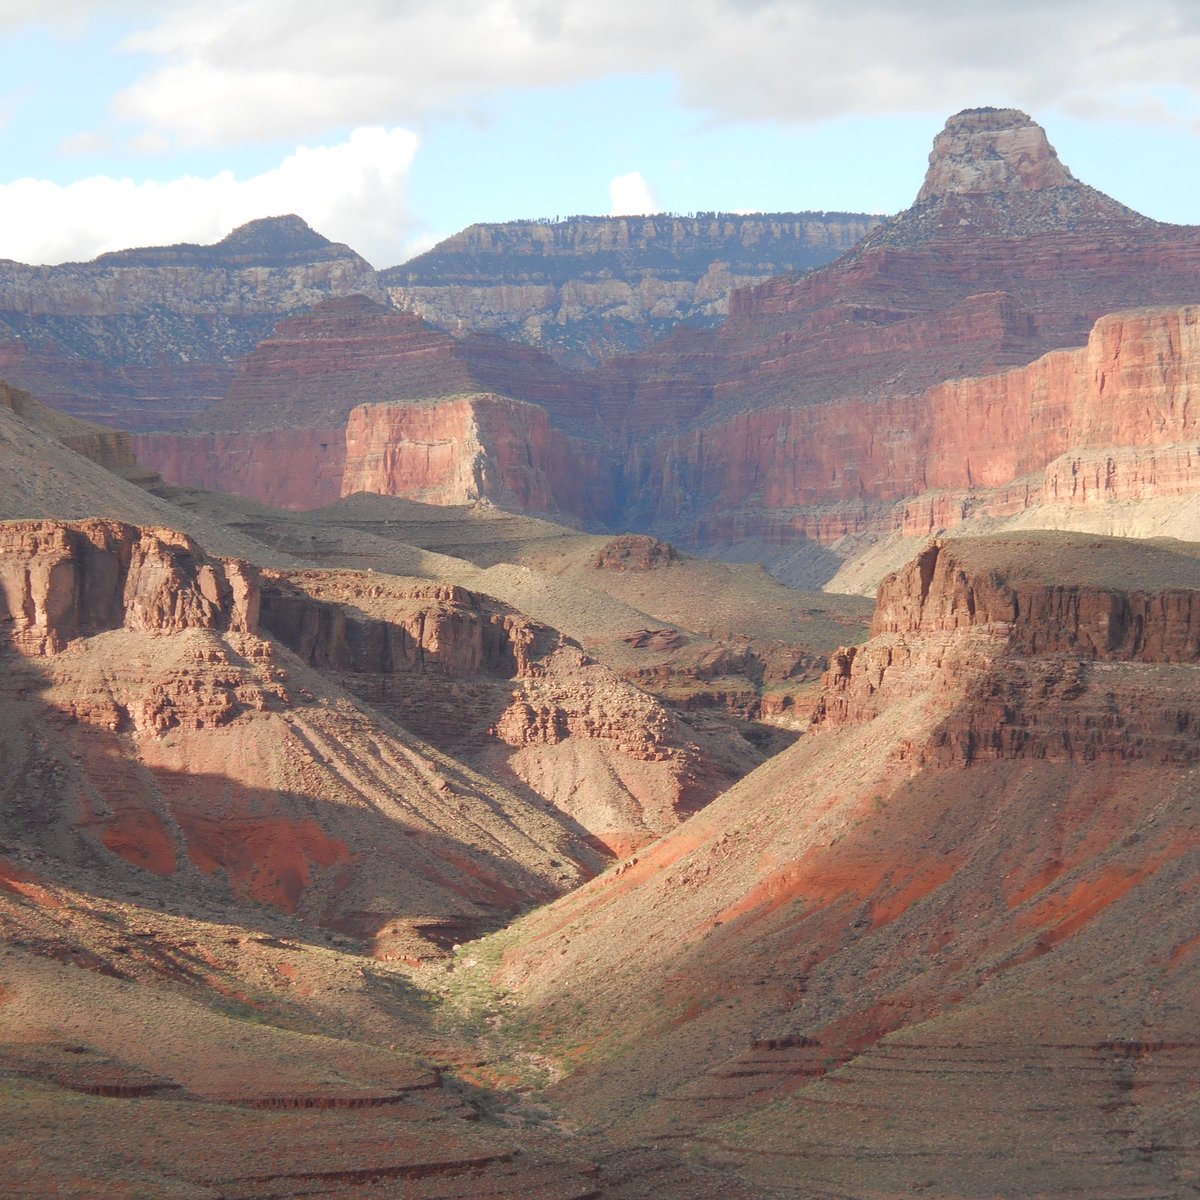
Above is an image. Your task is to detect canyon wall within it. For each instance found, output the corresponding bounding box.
[24,110,1200,580]
[382,212,883,367]
[0,217,384,431]
[815,534,1200,764]
[0,519,258,654]
[634,305,1200,548]
[257,568,751,856]
[132,296,610,519]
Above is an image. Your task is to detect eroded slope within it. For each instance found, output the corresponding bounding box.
[450,533,1200,1197]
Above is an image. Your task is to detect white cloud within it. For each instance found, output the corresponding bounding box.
[90,0,1200,148]
[609,171,659,216]
[57,129,112,155]
[0,0,147,35]
[0,126,419,267]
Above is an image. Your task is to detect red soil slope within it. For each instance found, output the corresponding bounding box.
[478,532,1200,1196]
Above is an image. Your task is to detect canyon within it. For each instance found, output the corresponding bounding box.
[4,102,1200,1199]
[105,109,1200,601]
[483,532,1200,1196]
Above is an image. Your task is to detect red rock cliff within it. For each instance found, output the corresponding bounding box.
[0,519,259,654]
[260,573,548,679]
[341,392,608,519]
[815,534,1200,764]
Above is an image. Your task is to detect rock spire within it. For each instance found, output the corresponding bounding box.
[917,107,1077,201]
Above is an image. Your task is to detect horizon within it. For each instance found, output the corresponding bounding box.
[6,4,1200,267]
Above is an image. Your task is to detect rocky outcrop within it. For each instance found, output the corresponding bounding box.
[591,534,679,570]
[865,106,1152,247]
[815,534,1200,763]
[341,393,607,518]
[871,537,1200,652]
[916,107,1077,199]
[260,574,549,680]
[0,519,258,654]
[382,212,883,367]
[257,569,750,853]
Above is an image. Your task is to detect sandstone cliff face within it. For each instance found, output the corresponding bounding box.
[0,519,258,655]
[628,297,1200,553]
[917,106,1079,199]
[132,297,606,519]
[131,426,348,511]
[341,392,609,519]
[877,304,1200,540]
[258,569,746,856]
[382,212,883,367]
[815,534,1200,764]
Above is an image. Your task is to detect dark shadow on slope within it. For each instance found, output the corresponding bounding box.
[0,630,594,961]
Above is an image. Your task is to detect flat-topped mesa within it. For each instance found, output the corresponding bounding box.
[917,107,1077,200]
[93,214,362,270]
[873,535,1200,660]
[815,534,1200,763]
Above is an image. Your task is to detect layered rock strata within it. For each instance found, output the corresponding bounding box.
[133,297,606,517]
[482,532,1200,1196]
[259,569,752,857]
[0,519,610,948]
[0,519,258,654]
[815,534,1200,763]
[383,212,883,367]
[129,111,1200,570]
[593,109,1200,552]
[0,217,384,430]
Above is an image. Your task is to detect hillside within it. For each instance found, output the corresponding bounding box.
[459,532,1200,1196]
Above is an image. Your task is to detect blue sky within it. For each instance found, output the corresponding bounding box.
[5,2,1200,267]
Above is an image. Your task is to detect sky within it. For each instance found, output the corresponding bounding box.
[5,1,1200,268]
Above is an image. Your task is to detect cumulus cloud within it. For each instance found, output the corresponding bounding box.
[94,0,1200,147]
[609,172,659,215]
[0,126,419,266]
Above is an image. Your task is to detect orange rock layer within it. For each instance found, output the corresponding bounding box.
[0,518,258,654]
